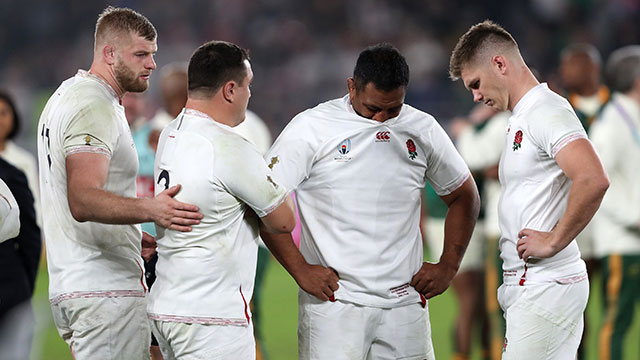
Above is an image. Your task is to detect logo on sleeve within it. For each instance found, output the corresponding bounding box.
[334,138,352,162]
[512,130,523,151]
[266,175,279,189]
[84,135,92,145]
[375,131,390,142]
[268,156,279,169]
[406,139,418,160]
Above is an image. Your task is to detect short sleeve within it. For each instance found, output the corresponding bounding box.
[63,98,119,159]
[0,178,20,242]
[527,107,587,159]
[425,121,471,196]
[264,115,315,192]
[216,138,288,218]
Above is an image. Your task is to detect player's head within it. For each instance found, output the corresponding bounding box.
[159,63,188,118]
[604,45,640,95]
[188,41,252,124]
[449,20,520,111]
[94,6,157,93]
[559,43,602,94]
[0,91,20,142]
[347,43,409,122]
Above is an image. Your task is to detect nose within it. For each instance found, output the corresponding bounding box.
[372,111,388,122]
[472,90,483,103]
[147,56,157,70]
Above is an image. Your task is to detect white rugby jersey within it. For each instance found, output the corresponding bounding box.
[37,70,145,303]
[590,93,640,256]
[267,95,470,307]
[498,83,588,285]
[147,109,288,326]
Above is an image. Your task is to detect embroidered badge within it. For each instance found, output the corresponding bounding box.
[334,139,352,162]
[268,156,279,169]
[84,135,92,145]
[406,139,418,160]
[512,130,523,151]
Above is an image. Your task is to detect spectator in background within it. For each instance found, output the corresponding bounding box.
[0,158,41,359]
[0,91,40,226]
[558,42,610,360]
[590,45,640,360]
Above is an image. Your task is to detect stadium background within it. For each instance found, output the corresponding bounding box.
[0,0,638,359]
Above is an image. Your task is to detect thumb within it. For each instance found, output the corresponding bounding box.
[163,184,182,197]
[518,228,532,239]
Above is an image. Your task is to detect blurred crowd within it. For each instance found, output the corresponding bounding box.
[1,0,639,153]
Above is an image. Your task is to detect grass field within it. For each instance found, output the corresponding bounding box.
[30,255,639,359]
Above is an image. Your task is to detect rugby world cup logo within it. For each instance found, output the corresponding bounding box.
[338,139,351,155]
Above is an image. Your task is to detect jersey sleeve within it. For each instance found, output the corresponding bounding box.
[425,121,471,196]
[264,114,315,192]
[63,97,118,159]
[216,137,288,218]
[528,106,587,159]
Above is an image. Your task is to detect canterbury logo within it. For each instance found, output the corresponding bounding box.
[375,131,390,142]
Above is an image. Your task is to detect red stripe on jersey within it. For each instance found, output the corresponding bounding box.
[240,286,250,323]
[519,263,528,286]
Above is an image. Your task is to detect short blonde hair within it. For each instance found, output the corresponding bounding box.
[449,20,517,80]
[94,6,156,49]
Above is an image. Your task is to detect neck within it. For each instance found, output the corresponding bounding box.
[573,81,600,97]
[89,60,125,99]
[185,97,238,127]
[507,65,540,112]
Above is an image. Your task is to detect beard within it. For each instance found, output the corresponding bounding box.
[114,60,149,93]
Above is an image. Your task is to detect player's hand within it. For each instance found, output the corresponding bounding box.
[294,264,339,302]
[141,231,156,262]
[410,261,457,299]
[152,184,203,232]
[517,228,558,260]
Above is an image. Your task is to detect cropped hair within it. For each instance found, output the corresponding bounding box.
[353,43,409,92]
[94,6,156,49]
[560,43,602,66]
[188,41,250,96]
[0,91,21,140]
[449,20,517,80]
[604,45,640,94]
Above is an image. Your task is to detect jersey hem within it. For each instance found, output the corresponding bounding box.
[147,312,249,327]
[49,289,145,305]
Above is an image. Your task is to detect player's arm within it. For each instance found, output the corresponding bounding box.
[66,152,202,231]
[517,138,609,259]
[411,175,480,299]
[259,195,296,234]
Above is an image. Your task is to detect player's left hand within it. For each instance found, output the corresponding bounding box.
[517,228,558,260]
[141,231,157,262]
[410,261,457,299]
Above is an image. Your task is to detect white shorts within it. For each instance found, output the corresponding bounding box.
[298,290,435,360]
[150,319,255,360]
[50,296,150,360]
[498,280,589,359]
[423,217,485,272]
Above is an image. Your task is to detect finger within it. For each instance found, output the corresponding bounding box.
[315,292,329,301]
[328,282,339,291]
[518,244,526,259]
[518,228,532,239]
[171,209,204,220]
[169,217,202,226]
[168,224,193,232]
[328,267,340,279]
[171,200,201,213]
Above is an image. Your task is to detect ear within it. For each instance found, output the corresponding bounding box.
[492,55,507,75]
[103,45,116,65]
[347,77,356,99]
[222,81,236,103]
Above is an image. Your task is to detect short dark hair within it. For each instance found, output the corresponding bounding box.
[188,41,250,97]
[353,43,409,92]
[560,43,602,66]
[0,91,21,140]
[604,45,640,93]
[95,6,156,48]
[449,20,517,80]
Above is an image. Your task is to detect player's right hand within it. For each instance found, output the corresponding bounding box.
[152,184,203,232]
[295,264,339,302]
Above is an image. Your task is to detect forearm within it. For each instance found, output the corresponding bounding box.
[440,178,480,270]
[259,229,309,281]
[548,176,608,252]
[68,187,153,224]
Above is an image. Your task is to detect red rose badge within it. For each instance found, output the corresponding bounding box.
[406,139,418,160]
[512,130,523,151]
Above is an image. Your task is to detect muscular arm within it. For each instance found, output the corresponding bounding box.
[411,176,480,298]
[66,152,202,231]
[260,195,296,234]
[259,197,338,301]
[517,138,609,259]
